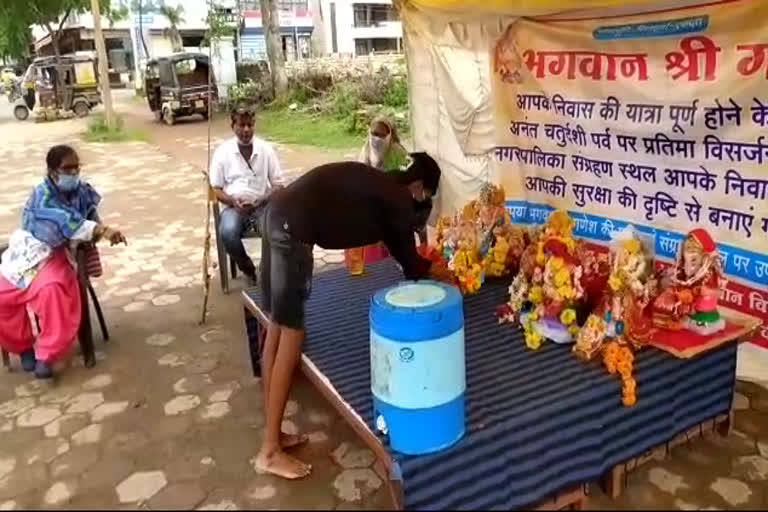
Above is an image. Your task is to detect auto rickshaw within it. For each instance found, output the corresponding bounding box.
[145,52,217,125]
[13,55,101,121]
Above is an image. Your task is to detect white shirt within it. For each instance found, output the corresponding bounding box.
[209,136,285,206]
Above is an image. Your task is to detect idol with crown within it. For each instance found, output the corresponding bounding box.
[573,226,656,407]
[434,183,528,294]
[500,210,588,348]
[651,228,727,335]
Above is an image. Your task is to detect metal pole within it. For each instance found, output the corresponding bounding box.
[90,0,116,128]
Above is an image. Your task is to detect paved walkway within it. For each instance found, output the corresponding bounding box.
[0,111,389,510]
[0,102,766,510]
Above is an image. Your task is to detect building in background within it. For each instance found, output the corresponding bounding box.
[30,0,239,96]
[31,25,133,87]
[236,0,403,61]
[125,0,238,95]
[238,0,314,62]
[319,0,402,56]
[28,0,403,94]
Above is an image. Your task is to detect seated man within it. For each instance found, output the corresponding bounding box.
[255,152,440,479]
[210,106,285,285]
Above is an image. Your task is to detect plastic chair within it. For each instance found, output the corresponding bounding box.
[0,243,108,370]
[74,244,109,368]
[211,187,258,294]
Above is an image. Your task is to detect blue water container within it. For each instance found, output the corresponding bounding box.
[369,280,466,455]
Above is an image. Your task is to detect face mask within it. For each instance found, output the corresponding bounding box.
[56,174,80,192]
[370,134,390,155]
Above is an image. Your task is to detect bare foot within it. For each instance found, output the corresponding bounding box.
[255,449,312,480]
[280,432,308,449]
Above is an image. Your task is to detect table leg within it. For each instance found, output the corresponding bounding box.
[601,464,626,500]
[570,496,588,510]
[243,307,263,377]
[716,410,733,437]
[601,410,732,500]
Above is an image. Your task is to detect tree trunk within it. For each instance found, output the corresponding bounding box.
[171,27,183,52]
[259,0,287,97]
[309,0,325,57]
[51,33,63,110]
[91,0,116,128]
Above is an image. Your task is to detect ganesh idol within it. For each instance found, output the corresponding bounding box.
[651,228,727,335]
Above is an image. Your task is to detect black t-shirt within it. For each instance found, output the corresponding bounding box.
[269,161,431,280]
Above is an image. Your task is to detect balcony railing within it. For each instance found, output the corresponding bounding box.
[352,4,398,28]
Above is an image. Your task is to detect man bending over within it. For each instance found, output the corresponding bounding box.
[255,152,441,479]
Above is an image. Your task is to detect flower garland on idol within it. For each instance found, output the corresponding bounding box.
[497,210,729,408]
[502,210,597,349]
[431,183,528,294]
[573,226,656,407]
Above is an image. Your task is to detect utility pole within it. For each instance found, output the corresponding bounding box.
[90,0,116,128]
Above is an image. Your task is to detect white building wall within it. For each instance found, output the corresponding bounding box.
[241,6,314,61]
[318,0,402,56]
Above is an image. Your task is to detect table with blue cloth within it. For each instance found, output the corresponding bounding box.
[241,262,737,510]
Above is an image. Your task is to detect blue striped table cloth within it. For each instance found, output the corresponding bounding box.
[244,262,736,510]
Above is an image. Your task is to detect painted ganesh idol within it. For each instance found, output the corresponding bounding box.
[651,229,727,335]
[574,226,655,360]
[502,211,587,349]
[573,226,655,407]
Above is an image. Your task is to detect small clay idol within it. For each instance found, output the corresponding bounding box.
[652,228,727,334]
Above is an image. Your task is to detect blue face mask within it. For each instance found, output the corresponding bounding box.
[56,174,80,192]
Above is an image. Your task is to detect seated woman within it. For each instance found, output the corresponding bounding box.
[0,145,126,379]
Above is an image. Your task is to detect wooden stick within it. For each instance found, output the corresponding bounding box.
[199,9,215,325]
[199,181,213,325]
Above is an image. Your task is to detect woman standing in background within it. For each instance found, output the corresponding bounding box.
[359,117,409,171]
[356,117,431,248]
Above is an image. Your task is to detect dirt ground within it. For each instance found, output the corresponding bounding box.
[0,92,765,510]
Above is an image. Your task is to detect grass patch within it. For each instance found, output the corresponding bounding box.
[256,109,362,150]
[82,115,150,143]
[131,90,146,104]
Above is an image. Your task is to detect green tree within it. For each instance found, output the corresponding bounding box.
[1,0,117,64]
[203,4,234,50]
[159,4,185,52]
[0,10,32,61]
[104,4,130,27]
[1,0,117,105]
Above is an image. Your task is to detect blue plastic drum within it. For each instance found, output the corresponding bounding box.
[369,280,466,455]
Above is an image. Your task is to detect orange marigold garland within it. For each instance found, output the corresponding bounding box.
[602,341,637,407]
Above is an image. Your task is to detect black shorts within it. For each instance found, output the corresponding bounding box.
[259,205,314,329]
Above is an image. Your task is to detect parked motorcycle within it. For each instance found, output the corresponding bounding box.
[7,79,30,120]
[7,78,21,102]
